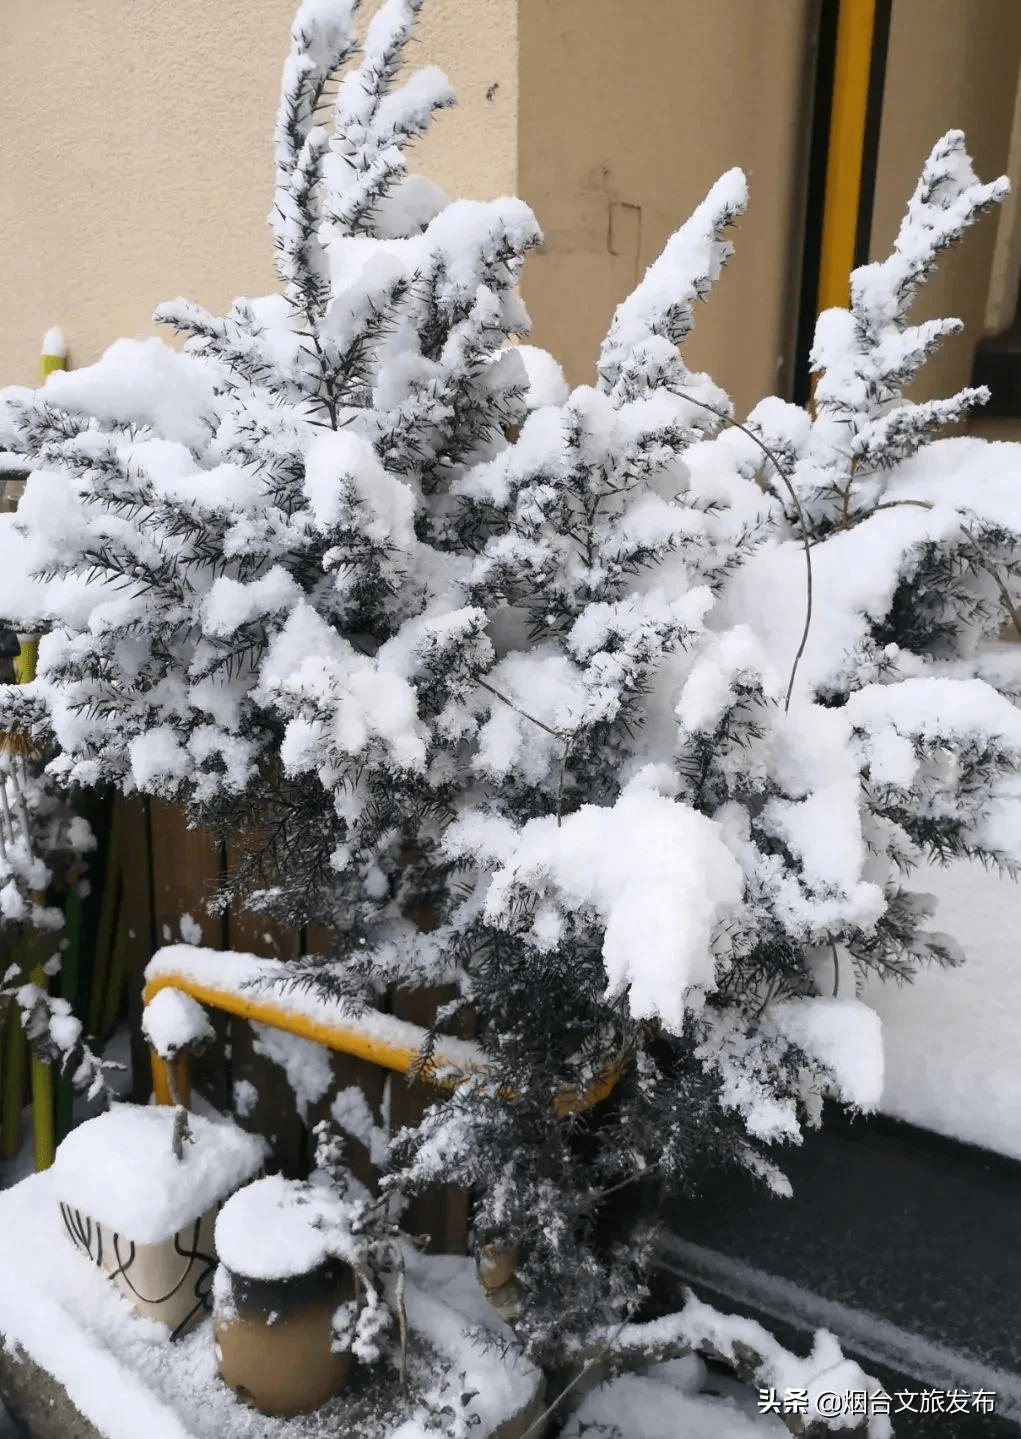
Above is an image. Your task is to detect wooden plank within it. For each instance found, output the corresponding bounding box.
[118,796,159,1103]
[86,799,122,1037]
[305,1048,386,1197]
[230,1017,306,1181]
[389,985,471,1255]
[147,799,224,947]
[147,800,226,1105]
[224,833,300,963]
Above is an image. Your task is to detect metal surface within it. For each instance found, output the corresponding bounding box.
[662,1110,1021,1434]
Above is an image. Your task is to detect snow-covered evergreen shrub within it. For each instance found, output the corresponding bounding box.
[0,0,1018,1375]
[0,614,101,1096]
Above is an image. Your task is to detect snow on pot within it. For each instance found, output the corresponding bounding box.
[212,1173,364,1417]
[52,1104,265,1338]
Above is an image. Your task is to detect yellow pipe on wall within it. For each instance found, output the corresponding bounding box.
[816,0,879,314]
[143,971,628,1119]
[143,972,484,1090]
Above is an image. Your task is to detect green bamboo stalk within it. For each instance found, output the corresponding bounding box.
[12,636,37,686]
[0,1000,25,1160]
[55,882,84,1140]
[30,956,55,1171]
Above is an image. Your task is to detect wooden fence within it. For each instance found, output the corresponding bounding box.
[133,798,471,1253]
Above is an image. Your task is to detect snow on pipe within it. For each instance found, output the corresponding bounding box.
[142,946,629,1117]
[40,327,68,379]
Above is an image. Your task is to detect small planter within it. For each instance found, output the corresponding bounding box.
[212,1174,358,1417]
[212,1259,355,1417]
[52,1105,265,1338]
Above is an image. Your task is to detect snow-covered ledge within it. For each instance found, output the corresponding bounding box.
[144,946,486,1089]
[51,1106,265,1338]
[0,1165,544,1439]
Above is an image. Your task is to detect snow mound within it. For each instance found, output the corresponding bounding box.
[142,987,215,1059]
[52,1105,265,1244]
[216,1173,359,1280]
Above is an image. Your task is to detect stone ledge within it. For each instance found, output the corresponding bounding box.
[0,1340,103,1439]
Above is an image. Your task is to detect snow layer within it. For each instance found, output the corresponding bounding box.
[862,858,1021,1159]
[0,1167,541,1439]
[763,998,884,1110]
[51,1105,265,1244]
[141,987,215,1059]
[215,1173,357,1279]
[563,1368,785,1439]
[146,947,485,1077]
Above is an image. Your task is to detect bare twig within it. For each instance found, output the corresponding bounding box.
[839,496,1021,644]
[394,1249,409,1387]
[518,1317,630,1439]
[961,524,1021,643]
[475,677,564,742]
[676,391,812,712]
[555,734,575,830]
[476,676,574,827]
[171,1105,192,1162]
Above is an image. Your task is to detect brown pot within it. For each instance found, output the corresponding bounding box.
[212,1259,355,1417]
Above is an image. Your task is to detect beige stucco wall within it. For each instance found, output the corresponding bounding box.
[517,0,815,418]
[0,0,517,387]
[4,0,1021,416]
[870,0,1021,405]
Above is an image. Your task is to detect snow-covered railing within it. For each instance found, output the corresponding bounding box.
[142,945,628,1118]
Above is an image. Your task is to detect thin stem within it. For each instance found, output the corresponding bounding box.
[476,676,575,826]
[519,1318,631,1439]
[676,391,812,712]
[961,524,1021,643]
[555,734,575,830]
[475,677,564,742]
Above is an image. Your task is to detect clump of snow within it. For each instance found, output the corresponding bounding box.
[447,786,743,1031]
[332,1085,389,1166]
[178,913,204,945]
[514,344,569,408]
[251,1021,333,1122]
[303,429,416,549]
[51,1105,265,1245]
[41,338,217,451]
[141,988,216,1060]
[763,998,884,1110]
[233,1078,258,1119]
[41,327,68,359]
[215,1173,360,1280]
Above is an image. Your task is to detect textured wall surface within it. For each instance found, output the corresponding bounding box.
[0,0,517,386]
[516,0,815,416]
[3,0,1020,412]
[870,0,1021,405]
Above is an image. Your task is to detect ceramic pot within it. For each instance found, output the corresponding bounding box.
[212,1258,355,1416]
